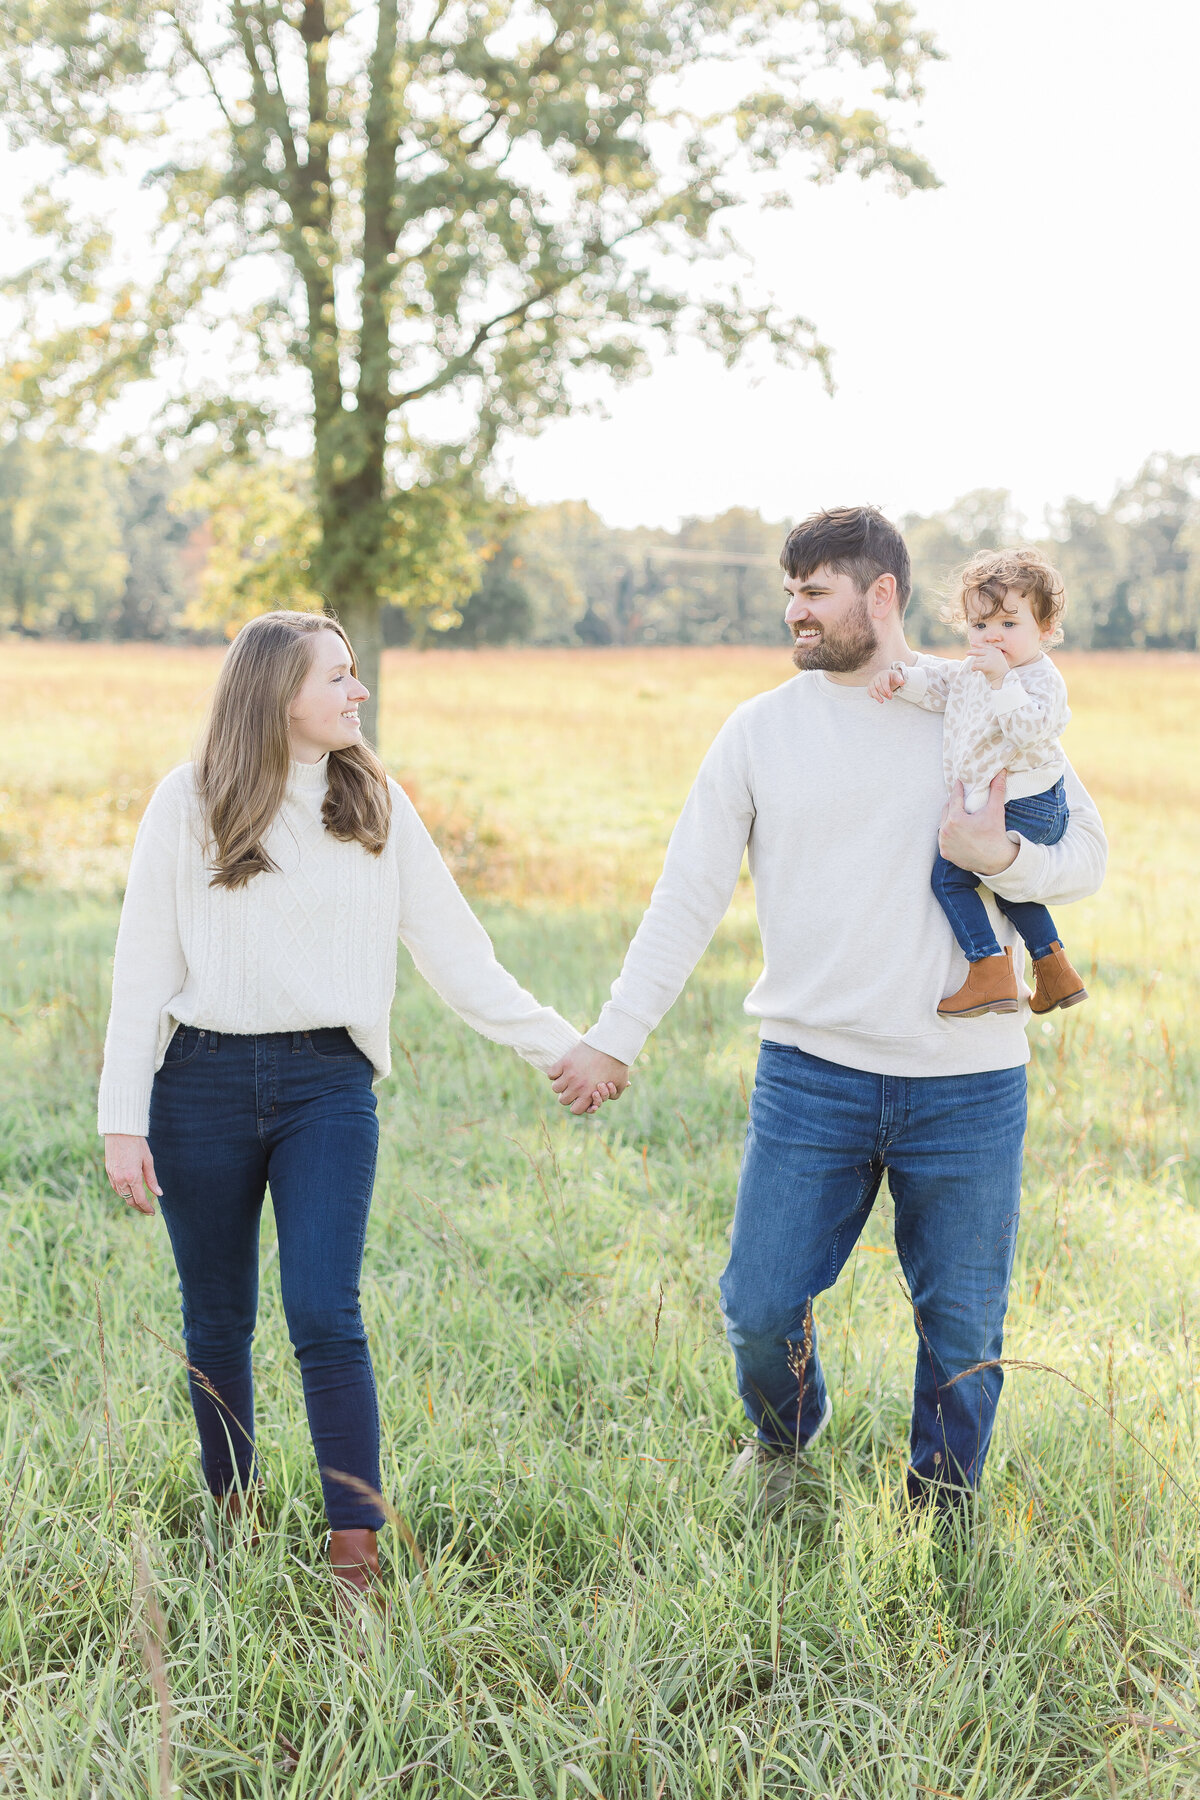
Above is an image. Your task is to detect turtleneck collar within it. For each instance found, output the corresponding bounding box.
[288,754,330,792]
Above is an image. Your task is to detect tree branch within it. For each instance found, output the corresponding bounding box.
[228,0,302,187]
[391,282,569,408]
[172,17,241,142]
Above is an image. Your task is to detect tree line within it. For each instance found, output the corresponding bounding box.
[1,438,1197,652]
[0,0,939,740]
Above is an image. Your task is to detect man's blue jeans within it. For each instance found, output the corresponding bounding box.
[932,779,1068,963]
[148,1026,383,1531]
[719,1043,1026,1496]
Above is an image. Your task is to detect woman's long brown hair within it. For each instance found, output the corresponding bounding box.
[195,611,392,889]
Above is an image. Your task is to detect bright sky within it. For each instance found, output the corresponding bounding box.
[4,1,1197,534]
[508,0,1200,530]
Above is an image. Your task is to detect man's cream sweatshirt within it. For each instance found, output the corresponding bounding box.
[97,758,581,1136]
[583,669,1106,1077]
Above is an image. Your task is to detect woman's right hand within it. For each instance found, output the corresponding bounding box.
[104,1134,162,1217]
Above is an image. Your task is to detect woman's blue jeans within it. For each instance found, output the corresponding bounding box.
[932,779,1068,963]
[148,1026,383,1530]
[720,1043,1026,1497]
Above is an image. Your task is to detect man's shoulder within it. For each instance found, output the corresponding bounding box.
[731,672,812,726]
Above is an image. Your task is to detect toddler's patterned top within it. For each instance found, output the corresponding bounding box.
[893,652,1070,813]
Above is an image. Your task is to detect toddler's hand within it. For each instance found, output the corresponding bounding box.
[868,667,905,704]
[967,643,1009,687]
[586,1081,620,1113]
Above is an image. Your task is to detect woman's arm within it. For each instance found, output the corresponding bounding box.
[97,770,190,1141]
[391,786,581,1072]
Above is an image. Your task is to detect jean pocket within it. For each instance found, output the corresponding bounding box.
[162,1026,204,1066]
[306,1028,362,1061]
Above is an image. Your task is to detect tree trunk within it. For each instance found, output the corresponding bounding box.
[329,593,383,751]
[311,0,397,761]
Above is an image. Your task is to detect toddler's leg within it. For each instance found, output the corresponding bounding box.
[930,854,1002,962]
[994,897,1060,963]
[998,783,1087,1012]
[931,854,1018,1019]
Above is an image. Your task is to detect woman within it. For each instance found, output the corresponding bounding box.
[100,611,582,1601]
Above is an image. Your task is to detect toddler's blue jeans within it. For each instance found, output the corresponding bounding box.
[932,778,1068,963]
[720,1043,1026,1497]
[148,1026,383,1530]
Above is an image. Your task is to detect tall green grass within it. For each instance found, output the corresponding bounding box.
[2,857,1198,1797]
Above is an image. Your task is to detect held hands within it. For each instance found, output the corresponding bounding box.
[867,666,906,704]
[104,1133,162,1216]
[547,1044,631,1117]
[938,773,1019,877]
[966,643,1009,687]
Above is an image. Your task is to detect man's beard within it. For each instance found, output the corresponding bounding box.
[790,596,879,674]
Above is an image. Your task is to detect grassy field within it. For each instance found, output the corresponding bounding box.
[1,642,1198,1799]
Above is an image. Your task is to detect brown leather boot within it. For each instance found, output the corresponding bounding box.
[328,1528,379,1602]
[218,1483,264,1547]
[1029,941,1088,1013]
[937,948,1018,1018]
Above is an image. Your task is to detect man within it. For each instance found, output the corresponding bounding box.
[548,506,1106,1512]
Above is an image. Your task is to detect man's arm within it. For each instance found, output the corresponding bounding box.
[550,711,756,1111]
[988,760,1106,907]
[938,762,1106,907]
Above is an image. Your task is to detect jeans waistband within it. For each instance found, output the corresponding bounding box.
[175,1026,356,1053]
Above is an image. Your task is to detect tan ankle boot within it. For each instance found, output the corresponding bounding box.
[937,948,1018,1019]
[328,1528,379,1601]
[1029,942,1088,1014]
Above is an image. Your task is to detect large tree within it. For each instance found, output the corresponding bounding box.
[1,0,937,740]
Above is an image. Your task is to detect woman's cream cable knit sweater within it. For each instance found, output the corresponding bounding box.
[97,758,581,1136]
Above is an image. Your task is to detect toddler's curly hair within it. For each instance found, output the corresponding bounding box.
[946,548,1067,648]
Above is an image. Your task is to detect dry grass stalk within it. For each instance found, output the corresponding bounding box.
[133,1537,174,1798]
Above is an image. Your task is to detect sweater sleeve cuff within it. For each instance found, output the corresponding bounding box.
[97,1083,153,1138]
[895,663,928,703]
[990,674,1027,716]
[582,1005,649,1067]
[520,1014,583,1075]
[980,834,1047,905]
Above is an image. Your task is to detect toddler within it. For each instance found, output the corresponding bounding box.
[869,547,1088,1019]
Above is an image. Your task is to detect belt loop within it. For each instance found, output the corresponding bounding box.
[208,1031,220,1053]
[292,1031,302,1053]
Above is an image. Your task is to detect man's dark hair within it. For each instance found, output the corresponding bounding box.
[780,505,912,615]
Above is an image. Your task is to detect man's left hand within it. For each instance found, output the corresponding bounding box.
[938,773,1018,877]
